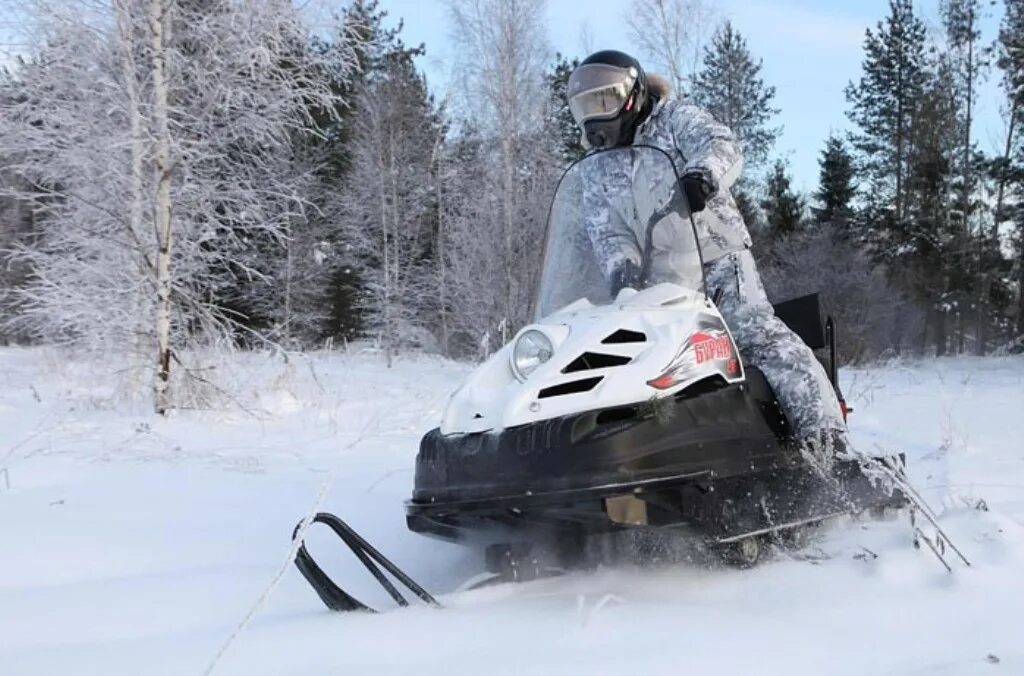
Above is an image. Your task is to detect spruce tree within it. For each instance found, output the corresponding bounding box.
[761,160,804,237]
[545,54,585,164]
[339,44,444,364]
[315,0,427,341]
[691,21,780,169]
[813,135,857,227]
[845,0,928,248]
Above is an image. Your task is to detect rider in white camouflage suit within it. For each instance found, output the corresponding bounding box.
[567,50,845,453]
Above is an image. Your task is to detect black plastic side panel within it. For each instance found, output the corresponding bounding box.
[772,293,825,350]
[742,367,790,439]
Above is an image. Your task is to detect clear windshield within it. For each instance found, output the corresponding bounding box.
[536,145,704,319]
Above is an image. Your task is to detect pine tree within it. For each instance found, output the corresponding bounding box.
[845,0,928,250]
[995,0,1024,338]
[692,21,780,169]
[761,160,804,236]
[905,60,960,355]
[943,0,996,353]
[943,0,986,230]
[813,135,857,227]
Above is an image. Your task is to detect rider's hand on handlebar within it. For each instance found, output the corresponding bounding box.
[610,260,641,297]
[681,172,715,213]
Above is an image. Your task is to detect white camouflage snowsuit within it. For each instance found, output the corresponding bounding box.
[582,93,845,443]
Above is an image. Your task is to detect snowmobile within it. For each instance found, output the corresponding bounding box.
[404,145,905,570]
[292,145,914,613]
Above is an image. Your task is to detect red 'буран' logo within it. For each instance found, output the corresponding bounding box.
[691,331,733,364]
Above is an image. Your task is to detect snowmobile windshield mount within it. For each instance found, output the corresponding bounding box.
[536,145,706,319]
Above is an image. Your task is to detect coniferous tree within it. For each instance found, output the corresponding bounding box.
[813,135,857,227]
[906,59,960,355]
[995,0,1024,338]
[692,21,780,170]
[338,46,443,365]
[761,160,804,236]
[315,1,426,343]
[943,0,995,353]
[845,0,928,252]
[942,0,987,232]
[545,54,585,165]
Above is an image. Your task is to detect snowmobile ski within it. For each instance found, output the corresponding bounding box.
[292,512,441,613]
[865,456,970,572]
[712,510,849,545]
[913,526,952,573]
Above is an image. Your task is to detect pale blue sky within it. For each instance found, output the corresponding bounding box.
[374,0,1007,193]
[1,1,1008,192]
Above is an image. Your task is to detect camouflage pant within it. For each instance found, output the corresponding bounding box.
[705,250,846,444]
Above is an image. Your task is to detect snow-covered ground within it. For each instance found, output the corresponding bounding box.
[1,347,1022,675]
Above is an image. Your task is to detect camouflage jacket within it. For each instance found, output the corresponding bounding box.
[583,98,751,278]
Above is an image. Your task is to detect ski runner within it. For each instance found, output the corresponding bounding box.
[567,50,846,462]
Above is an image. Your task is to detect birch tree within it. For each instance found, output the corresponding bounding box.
[443,0,562,356]
[0,0,354,411]
[626,0,719,95]
[338,49,443,364]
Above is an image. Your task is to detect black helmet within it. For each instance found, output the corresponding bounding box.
[567,50,650,149]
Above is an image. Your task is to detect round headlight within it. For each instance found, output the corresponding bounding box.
[512,329,554,380]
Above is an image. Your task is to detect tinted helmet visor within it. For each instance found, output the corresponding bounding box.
[567,63,639,126]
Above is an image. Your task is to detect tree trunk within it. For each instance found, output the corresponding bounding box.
[431,129,449,357]
[388,129,401,366]
[994,107,1019,339]
[284,223,293,345]
[895,38,905,227]
[918,302,930,355]
[1018,236,1024,337]
[956,310,965,354]
[378,131,392,369]
[149,0,174,415]
[963,5,985,355]
[934,305,947,357]
[115,0,149,385]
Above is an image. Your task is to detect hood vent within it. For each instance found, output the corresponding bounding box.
[563,352,631,373]
[538,377,603,399]
[602,329,646,344]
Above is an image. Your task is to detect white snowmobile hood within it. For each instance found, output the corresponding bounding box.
[441,283,744,435]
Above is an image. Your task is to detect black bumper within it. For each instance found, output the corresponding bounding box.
[407,374,796,539]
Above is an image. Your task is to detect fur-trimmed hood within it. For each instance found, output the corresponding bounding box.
[647,73,672,101]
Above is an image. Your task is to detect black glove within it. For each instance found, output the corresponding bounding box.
[681,171,715,213]
[610,259,641,297]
